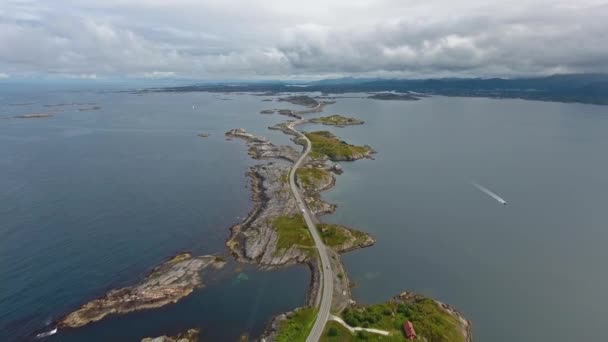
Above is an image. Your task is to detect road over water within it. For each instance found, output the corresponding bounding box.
[287,121,333,342]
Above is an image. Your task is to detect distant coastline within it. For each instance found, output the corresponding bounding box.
[139,73,608,106]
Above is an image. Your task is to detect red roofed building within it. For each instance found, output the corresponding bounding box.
[403,321,417,340]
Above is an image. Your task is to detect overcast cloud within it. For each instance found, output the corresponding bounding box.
[0,0,607,79]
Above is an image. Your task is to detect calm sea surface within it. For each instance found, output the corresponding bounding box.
[0,82,308,341]
[307,95,608,342]
[2,83,608,341]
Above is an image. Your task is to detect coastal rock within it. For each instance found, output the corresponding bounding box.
[59,254,225,328]
[228,163,309,267]
[248,144,299,162]
[317,224,375,254]
[329,163,343,174]
[226,128,270,144]
[141,328,200,342]
[226,128,299,162]
[295,166,338,215]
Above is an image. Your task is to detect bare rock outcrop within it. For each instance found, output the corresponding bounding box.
[227,163,309,268]
[141,328,200,342]
[59,254,225,328]
[226,128,299,162]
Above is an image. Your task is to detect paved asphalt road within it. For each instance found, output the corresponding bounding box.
[287,123,333,342]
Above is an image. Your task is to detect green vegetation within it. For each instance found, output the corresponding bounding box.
[275,307,319,342]
[296,167,331,191]
[306,131,372,161]
[322,297,465,342]
[280,171,289,184]
[322,322,351,341]
[167,252,191,264]
[317,224,350,247]
[317,224,370,249]
[311,115,364,126]
[273,214,314,252]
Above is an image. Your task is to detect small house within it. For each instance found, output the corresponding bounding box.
[403,321,417,340]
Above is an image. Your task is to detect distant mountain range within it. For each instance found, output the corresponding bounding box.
[154,74,608,105]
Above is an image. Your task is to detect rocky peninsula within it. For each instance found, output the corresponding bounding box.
[59,253,225,329]
[321,292,472,342]
[51,91,471,342]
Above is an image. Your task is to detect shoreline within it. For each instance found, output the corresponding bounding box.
[49,94,471,342]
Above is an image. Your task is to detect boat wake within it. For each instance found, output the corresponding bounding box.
[35,327,57,339]
[472,182,507,205]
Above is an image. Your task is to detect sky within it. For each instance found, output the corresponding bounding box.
[1,0,607,80]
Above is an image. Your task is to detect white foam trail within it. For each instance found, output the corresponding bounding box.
[35,327,57,339]
[472,182,507,205]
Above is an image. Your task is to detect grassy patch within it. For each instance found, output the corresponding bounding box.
[273,214,314,251]
[317,224,350,247]
[306,131,371,161]
[317,224,370,250]
[167,252,191,263]
[280,172,289,184]
[297,167,331,190]
[321,321,354,342]
[311,115,364,126]
[336,298,465,342]
[276,307,319,342]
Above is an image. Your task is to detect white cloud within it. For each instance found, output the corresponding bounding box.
[65,73,98,79]
[0,72,9,79]
[0,0,607,78]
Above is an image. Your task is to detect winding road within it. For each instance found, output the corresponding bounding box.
[287,121,333,342]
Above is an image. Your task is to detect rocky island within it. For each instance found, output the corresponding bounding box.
[368,92,420,101]
[305,131,375,161]
[310,115,364,127]
[59,253,225,328]
[278,95,320,107]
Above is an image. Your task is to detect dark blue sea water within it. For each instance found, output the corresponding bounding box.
[0,82,308,341]
[303,95,608,342]
[3,83,608,342]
